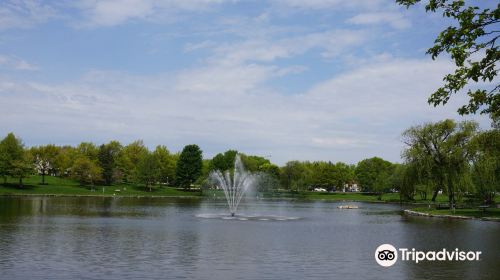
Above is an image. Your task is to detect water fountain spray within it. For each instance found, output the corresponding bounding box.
[210,155,258,216]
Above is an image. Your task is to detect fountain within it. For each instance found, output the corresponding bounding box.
[210,155,258,216]
[197,154,300,221]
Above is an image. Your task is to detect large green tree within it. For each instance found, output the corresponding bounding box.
[98,141,123,185]
[355,157,394,196]
[71,156,102,189]
[470,129,500,204]
[0,133,32,187]
[153,145,177,186]
[309,161,337,190]
[176,144,203,189]
[280,161,311,191]
[137,152,160,192]
[209,150,238,172]
[402,119,477,207]
[52,146,75,177]
[397,0,499,118]
[117,140,148,184]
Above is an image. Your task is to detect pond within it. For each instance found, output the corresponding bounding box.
[0,197,498,279]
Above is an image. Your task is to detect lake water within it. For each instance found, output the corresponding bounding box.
[0,197,498,280]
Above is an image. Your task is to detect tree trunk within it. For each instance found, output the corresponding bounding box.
[448,179,455,209]
[42,172,46,185]
[19,177,23,188]
[431,189,439,202]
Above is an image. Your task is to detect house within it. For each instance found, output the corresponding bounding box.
[342,183,360,192]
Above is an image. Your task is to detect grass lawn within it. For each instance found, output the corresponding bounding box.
[411,207,500,219]
[2,176,497,206]
[0,175,201,197]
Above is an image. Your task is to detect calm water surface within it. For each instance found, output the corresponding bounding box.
[0,197,498,280]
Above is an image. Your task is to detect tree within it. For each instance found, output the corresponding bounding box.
[402,119,477,207]
[280,161,311,191]
[240,154,271,172]
[332,162,356,192]
[209,150,238,172]
[470,129,500,204]
[397,0,499,118]
[0,133,32,186]
[137,152,159,192]
[10,159,33,188]
[257,162,281,192]
[176,144,203,189]
[52,146,75,177]
[309,161,337,191]
[31,144,59,185]
[76,142,99,161]
[71,156,102,189]
[117,140,148,184]
[152,145,177,186]
[98,141,122,185]
[355,157,394,196]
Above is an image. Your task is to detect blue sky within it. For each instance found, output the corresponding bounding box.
[0,0,492,165]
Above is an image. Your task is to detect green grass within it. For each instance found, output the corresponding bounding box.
[411,207,500,219]
[2,176,498,206]
[0,175,201,197]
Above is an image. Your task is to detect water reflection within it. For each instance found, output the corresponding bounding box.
[0,197,498,280]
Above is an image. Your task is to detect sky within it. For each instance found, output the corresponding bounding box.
[0,0,494,165]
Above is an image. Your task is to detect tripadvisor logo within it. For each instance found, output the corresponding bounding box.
[375,244,482,267]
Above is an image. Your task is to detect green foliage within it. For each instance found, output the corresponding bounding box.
[240,154,271,172]
[209,150,238,172]
[470,129,500,204]
[76,142,99,161]
[280,161,311,191]
[209,153,225,171]
[52,146,75,177]
[402,119,478,206]
[98,141,122,185]
[117,140,148,184]
[258,162,281,178]
[71,156,102,188]
[153,145,177,186]
[0,133,32,187]
[137,152,160,191]
[397,0,499,118]
[176,144,203,189]
[355,157,394,193]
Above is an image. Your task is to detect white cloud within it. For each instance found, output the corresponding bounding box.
[0,0,57,30]
[0,55,38,71]
[347,12,411,29]
[197,29,369,66]
[0,57,489,164]
[275,0,385,10]
[74,0,234,27]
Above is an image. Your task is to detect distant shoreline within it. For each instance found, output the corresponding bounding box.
[3,192,499,221]
[404,209,500,222]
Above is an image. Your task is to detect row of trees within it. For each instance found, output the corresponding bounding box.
[400,119,499,207]
[0,132,396,193]
[0,135,203,191]
[1,118,498,206]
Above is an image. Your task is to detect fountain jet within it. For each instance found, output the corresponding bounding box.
[210,155,258,216]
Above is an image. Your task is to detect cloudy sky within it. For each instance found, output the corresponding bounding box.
[0,0,493,165]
